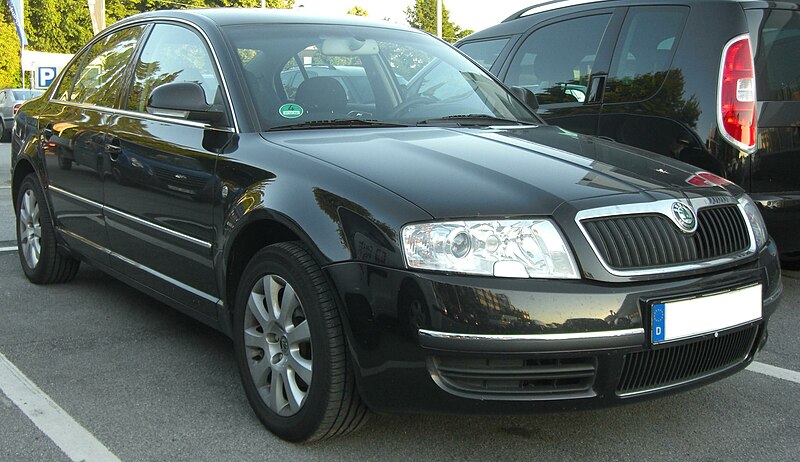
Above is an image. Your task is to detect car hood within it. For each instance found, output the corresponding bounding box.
[263,125,726,218]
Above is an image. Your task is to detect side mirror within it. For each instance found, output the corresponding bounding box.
[509,86,539,113]
[147,82,224,123]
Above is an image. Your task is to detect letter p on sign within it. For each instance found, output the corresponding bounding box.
[37,67,57,88]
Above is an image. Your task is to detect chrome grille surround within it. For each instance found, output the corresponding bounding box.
[575,197,757,277]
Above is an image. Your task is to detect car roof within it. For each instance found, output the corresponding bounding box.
[461,0,799,41]
[504,0,797,21]
[115,8,415,32]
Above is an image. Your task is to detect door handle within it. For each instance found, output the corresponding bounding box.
[105,143,122,161]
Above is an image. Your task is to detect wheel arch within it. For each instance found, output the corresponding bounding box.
[11,158,37,211]
[219,209,334,333]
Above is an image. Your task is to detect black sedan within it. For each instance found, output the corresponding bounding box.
[11,9,782,442]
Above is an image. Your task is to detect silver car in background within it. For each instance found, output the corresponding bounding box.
[1,88,43,142]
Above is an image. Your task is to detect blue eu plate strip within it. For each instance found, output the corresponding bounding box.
[652,303,666,343]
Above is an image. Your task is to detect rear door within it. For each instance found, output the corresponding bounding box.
[498,9,622,135]
[597,6,693,161]
[39,25,144,263]
[746,7,800,253]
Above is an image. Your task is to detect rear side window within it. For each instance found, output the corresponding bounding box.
[459,38,510,70]
[505,14,611,104]
[750,9,800,101]
[70,26,145,107]
[604,6,688,104]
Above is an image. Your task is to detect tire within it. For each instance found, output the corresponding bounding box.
[15,174,80,284]
[781,253,800,271]
[233,242,369,442]
[57,155,73,170]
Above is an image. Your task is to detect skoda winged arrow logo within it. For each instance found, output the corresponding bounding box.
[672,202,696,232]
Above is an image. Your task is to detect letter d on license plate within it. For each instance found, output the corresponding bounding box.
[651,284,762,344]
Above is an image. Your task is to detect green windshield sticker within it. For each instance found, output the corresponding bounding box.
[279,104,304,119]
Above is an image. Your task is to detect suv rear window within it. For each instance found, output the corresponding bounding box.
[750,9,800,102]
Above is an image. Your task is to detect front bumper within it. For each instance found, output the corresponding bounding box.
[324,239,782,414]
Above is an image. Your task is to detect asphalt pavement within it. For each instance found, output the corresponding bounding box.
[1,142,798,461]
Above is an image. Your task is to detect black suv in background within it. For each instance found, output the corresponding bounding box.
[456,0,800,267]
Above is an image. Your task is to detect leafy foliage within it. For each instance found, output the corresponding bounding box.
[346,6,367,16]
[0,20,22,87]
[404,0,473,43]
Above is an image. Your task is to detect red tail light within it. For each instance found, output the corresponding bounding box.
[718,35,756,153]
[12,103,21,114]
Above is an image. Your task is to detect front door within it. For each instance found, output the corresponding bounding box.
[104,23,230,316]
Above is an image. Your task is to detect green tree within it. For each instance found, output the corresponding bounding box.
[404,0,473,42]
[22,0,94,54]
[0,20,22,87]
[346,6,367,16]
[0,0,297,87]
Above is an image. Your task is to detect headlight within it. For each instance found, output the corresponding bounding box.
[401,219,579,279]
[738,195,767,248]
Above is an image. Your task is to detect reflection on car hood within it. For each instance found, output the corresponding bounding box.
[263,125,726,218]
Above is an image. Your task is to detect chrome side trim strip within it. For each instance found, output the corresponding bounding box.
[418,327,644,342]
[59,227,218,303]
[51,101,235,133]
[49,187,212,249]
[574,197,757,277]
[103,207,212,249]
[49,185,103,209]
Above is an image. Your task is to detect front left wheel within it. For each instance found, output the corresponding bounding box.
[233,242,369,442]
[15,174,80,284]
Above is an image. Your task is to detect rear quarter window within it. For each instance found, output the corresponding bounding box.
[749,9,800,101]
[603,6,689,104]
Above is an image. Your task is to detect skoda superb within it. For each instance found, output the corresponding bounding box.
[11,9,782,442]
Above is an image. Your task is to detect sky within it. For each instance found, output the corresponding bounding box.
[294,0,539,34]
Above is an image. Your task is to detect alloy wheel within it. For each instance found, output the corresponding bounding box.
[18,189,42,269]
[243,274,313,416]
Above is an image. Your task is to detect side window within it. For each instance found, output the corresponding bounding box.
[70,26,145,107]
[0,92,6,105]
[126,24,220,113]
[53,53,86,102]
[604,7,689,103]
[505,14,611,104]
[751,9,800,102]
[458,38,510,70]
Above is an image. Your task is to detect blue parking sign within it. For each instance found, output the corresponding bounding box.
[37,67,58,88]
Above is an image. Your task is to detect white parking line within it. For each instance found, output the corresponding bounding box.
[747,361,800,384]
[0,246,17,253]
[0,352,121,462]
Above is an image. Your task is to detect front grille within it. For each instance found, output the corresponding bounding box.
[617,325,758,395]
[430,356,596,399]
[582,205,750,270]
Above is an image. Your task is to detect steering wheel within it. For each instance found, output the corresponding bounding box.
[388,97,436,118]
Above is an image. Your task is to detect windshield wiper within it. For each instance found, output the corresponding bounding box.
[416,114,535,127]
[268,119,410,131]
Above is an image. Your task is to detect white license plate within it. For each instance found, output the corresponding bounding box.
[651,284,762,344]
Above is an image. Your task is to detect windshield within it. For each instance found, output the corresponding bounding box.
[223,24,538,129]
